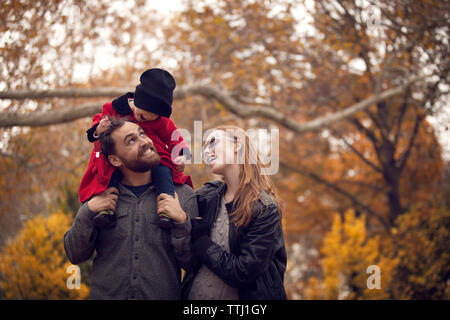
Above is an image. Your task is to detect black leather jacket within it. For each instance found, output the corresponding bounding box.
[182,180,287,300]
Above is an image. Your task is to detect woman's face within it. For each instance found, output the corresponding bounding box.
[202,130,238,175]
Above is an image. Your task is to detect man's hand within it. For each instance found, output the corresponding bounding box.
[95,116,111,136]
[157,192,187,223]
[174,155,186,172]
[87,187,119,213]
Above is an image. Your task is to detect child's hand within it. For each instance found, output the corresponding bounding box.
[95,116,111,136]
[174,155,186,172]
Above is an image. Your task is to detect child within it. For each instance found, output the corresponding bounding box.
[78,68,193,228]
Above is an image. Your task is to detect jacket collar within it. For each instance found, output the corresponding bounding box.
[112,92,134,115]
[202,179,227,198]
[216,180,227,197]
[206,179,275,207]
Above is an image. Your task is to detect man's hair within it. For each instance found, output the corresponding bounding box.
[99,116,131,161]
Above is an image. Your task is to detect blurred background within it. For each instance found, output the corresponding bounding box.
[0,0,449,299]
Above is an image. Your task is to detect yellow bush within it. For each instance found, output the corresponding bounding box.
[305,210,398,299]
[0,211,89,299]
[391,206,450,299]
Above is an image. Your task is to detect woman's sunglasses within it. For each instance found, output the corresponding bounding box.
[202,135,237,154]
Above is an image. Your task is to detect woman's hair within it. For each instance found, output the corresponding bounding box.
[214,125,284,228]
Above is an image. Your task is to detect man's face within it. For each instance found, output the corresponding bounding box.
[109,121,160,172]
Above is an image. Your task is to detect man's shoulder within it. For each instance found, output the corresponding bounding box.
[174,184,198,216]
[174,183,195,196]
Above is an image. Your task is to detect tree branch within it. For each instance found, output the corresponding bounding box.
[351,117,379,146]
[339,179,386,193]
[330,128,384,174]
[280,160,391,231]
[0,76,427,130]
[393,87,411,148]
[0,87,133,100]
[397,113,424,171]
[0,102,101,127]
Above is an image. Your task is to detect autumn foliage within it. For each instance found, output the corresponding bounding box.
[0,0,449,299]
[0,211,89,299]
[390,205,450,299]
[305,210,398,299]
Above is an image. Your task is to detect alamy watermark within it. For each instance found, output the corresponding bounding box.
[366,265,381,290]
[66,264,81,290]
[170,121,279,175]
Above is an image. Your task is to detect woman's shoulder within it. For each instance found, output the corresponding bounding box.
[195,180,224,197]
[252,190,279,219]
[258,190,276,207]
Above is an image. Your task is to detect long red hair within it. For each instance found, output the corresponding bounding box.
[214,125,284,229]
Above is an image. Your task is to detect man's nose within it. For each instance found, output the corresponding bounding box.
[139,134,153,147]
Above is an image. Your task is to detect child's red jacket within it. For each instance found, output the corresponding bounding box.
[78,93,193,203]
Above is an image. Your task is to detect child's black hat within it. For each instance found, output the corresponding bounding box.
[134,68,176,118]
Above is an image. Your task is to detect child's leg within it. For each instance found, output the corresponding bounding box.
[151,164,175,228]
[109,169,123,189]
[152,164,175,197]
[93,170,122,228]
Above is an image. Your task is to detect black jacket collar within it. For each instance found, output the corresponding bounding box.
[111,92,134,115]
[202,179,275,207]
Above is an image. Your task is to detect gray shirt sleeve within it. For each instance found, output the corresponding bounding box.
[63,202,98,265]
[171,185,199,271]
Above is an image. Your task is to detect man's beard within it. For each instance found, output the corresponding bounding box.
[121,143,161,173]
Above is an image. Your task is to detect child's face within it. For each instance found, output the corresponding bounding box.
[129,99,159,122]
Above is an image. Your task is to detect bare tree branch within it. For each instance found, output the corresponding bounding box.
[0,87,133,100]
[0,102,101,127]
[339,179,386,193]
[170,77,427,135]
[280,159,391,231]
[330,128,384,174]
[393,87,411,148]
[351,118,379,146]
[0,76,428,130]
[397,113,424,171]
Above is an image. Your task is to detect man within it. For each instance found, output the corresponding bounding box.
[64,117,198,299]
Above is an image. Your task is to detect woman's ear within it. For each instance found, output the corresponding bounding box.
[108,155,122,168]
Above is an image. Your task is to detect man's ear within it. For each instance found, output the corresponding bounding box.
[108,155,122,168]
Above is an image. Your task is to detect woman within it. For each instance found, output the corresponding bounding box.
[182,125,287,300]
